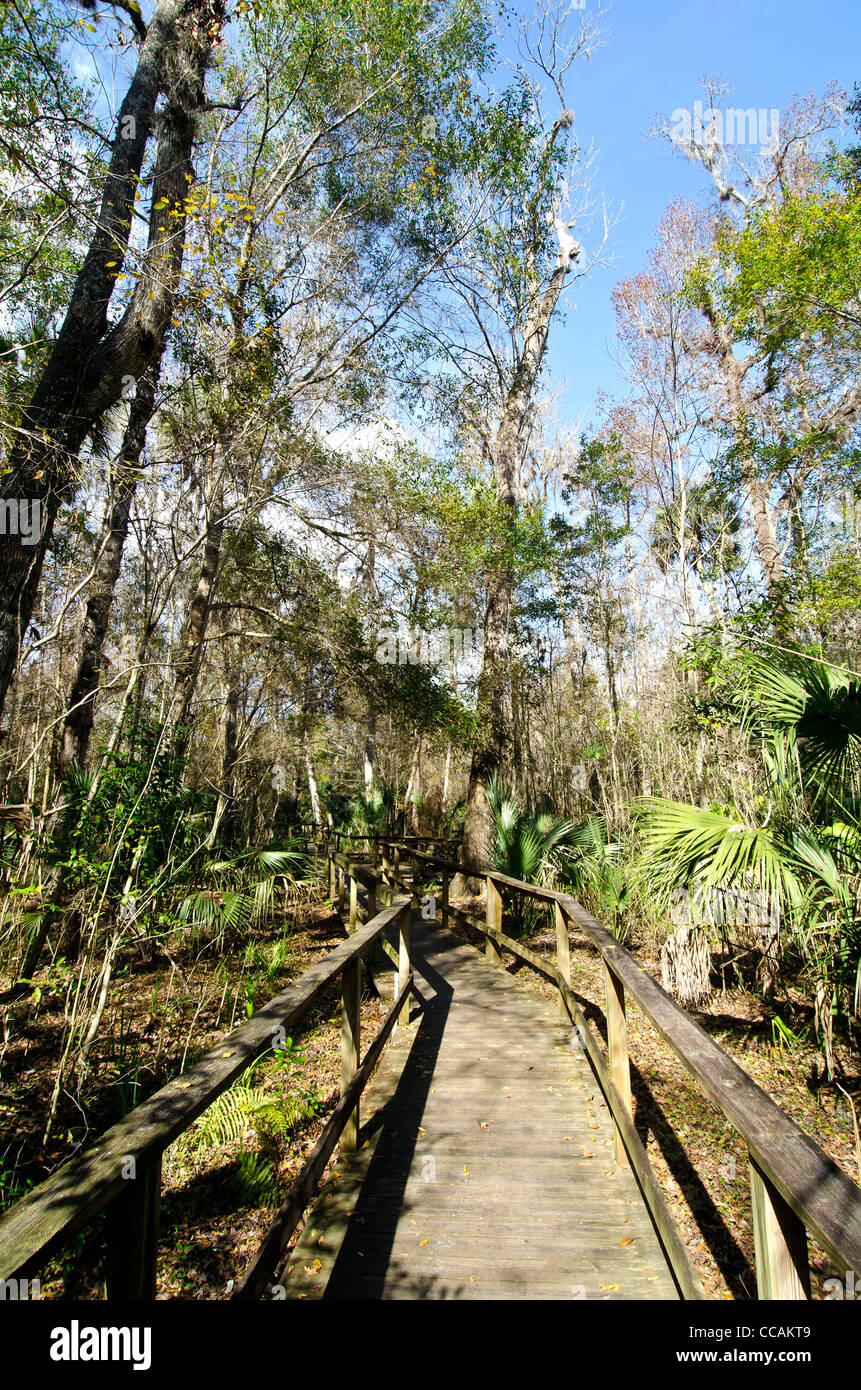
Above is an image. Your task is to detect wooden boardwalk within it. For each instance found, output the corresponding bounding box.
[282,916,679,1300]
[6,839,861,1303]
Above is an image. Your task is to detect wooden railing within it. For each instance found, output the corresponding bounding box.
[0,889,412,1301]
[361,836,861,1303]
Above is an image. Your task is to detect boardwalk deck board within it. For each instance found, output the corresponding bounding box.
[280,916,680,1300]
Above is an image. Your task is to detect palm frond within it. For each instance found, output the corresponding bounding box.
[740,656,861,801]
[633,797,802,909]
[486,775,582,886]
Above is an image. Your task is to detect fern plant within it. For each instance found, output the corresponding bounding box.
[194,1085,267,1148]
[231,1150,281,1206]
[192,1065,321,1208]
[194,1075,319,1151]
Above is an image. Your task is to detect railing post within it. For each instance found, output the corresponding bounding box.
[411,856,421,912]
[486,875,504,967]
[749,1153,811,1299]
[337,862,345,914]
[441,870,450,932]
[602,957,633,1166]
[367,876,377,922]
[396,903,411,1030]
[349,873,358,933]
[555,901,571,1020]
[340,955,361,1153]
[328,846,336,901]
[105,1155,162,1300]
[393,844,401,886]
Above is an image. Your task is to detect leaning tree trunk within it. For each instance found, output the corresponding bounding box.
[56,367,160,783]
[0,0,223,727]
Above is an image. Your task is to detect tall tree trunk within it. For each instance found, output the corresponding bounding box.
[457,564,512,883]
[364,705,377,789]
[55,369,159,783]
[220,663,240,845]
[457,253,572,888]
[551,575,582,695]
[441,742,452,814]
[0,0,223,725]
[207,661,240,848]
[747,474,785,600]
[405,728,423,832]
[706,308,787,614]
[170,476,225,752]
[362,531,378,789]
[14,380,163,990]
[304,731,323,826]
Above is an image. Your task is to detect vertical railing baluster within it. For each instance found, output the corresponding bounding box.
[555,901,571,1019]
[381,841,391,889]
[367,874,377,923]
[749,1153,811,1299]
[340,955,361,1153]
[106,1155,162,1300]
[396,903,411,1030]
[411,855,421,913]
[486,875,504,967]
[602,958,633,1166]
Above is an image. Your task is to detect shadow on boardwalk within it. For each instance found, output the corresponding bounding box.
[283,920,680,1300]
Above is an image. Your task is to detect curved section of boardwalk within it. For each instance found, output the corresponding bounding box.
[281,918,678,1300]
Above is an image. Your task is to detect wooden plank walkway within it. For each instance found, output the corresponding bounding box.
[280,915,679,1300]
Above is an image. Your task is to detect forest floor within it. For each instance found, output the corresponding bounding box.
[0,896,387,1299]
[448,898,861,1302]
[1,889,859,1300]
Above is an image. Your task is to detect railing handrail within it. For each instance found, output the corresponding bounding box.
[295,826,460,839]
[554,890,861,1282]
[0,893,410,1286]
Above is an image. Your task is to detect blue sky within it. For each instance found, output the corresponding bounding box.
[547,0,861,430]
